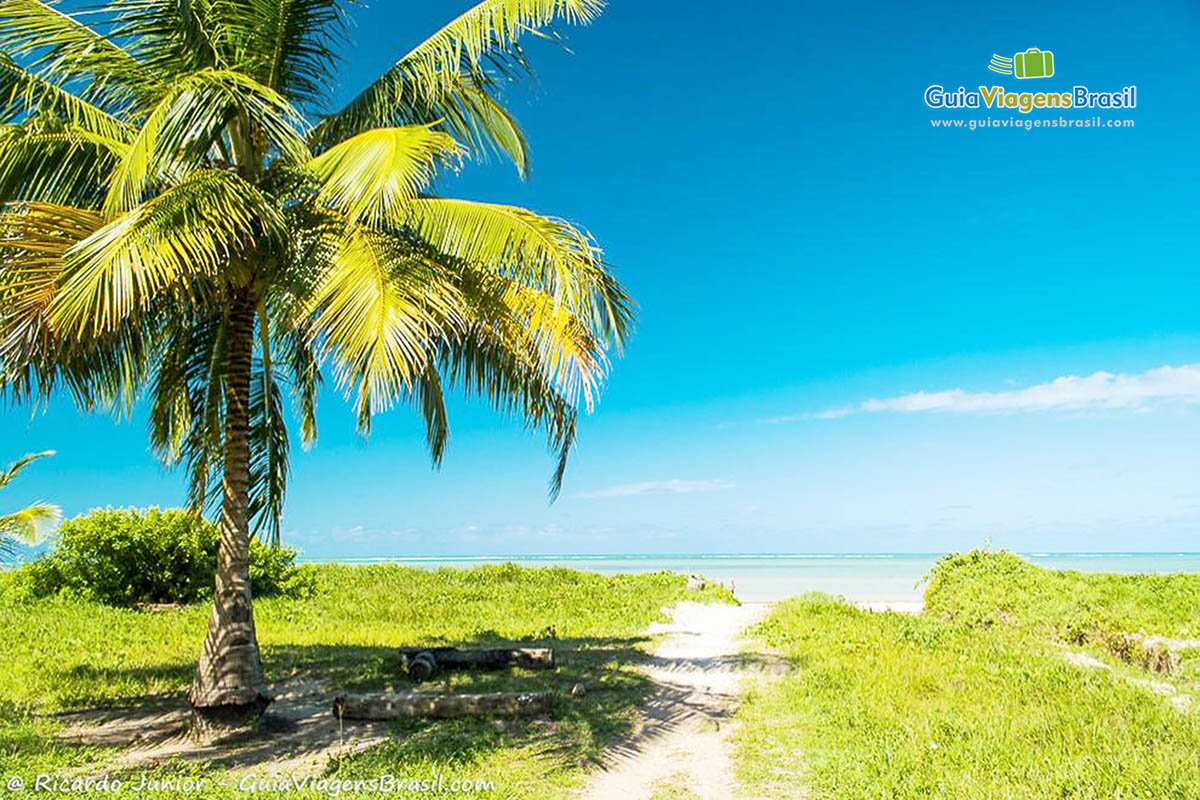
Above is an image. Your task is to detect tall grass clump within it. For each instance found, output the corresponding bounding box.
[924,549,1200,640]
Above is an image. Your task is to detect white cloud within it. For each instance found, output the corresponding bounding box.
[576,478,735,499]
[810,364,1200,419]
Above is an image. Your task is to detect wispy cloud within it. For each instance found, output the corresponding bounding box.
[576,478,735,499]
[798,364,1200,420]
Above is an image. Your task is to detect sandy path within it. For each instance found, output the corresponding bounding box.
[580,601,780,800]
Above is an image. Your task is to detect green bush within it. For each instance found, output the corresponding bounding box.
[12,508,314,606]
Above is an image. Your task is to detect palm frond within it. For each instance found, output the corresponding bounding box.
[311,69,529,176]
[0,502,61,548]
[146,306,222,467]
[339,0,600,112]
[0,318,159,412]
[304,225,461,432]
[110,0,221,77]
[279,324,321,449]
[0,201,104,347]
[497,278,607,409]
[0,448,59,555]
[0,54,134,141]
[103,68,309,214]
[0,201,160,411]
[179,313,227,516]
[443,77,530,177]
[0,449,54,489]
[311,0,596,171]
[247,323,289,543]
[51,170,283,337]
[307,125,460,227]
[438,301,579,498]
[147,323,196,464]
[0,0,158,109]
[207,0,347,106]
[0,122,124,205]
[412,360,449,464]
[404,197,632,345]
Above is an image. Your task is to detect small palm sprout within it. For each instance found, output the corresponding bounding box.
[0,0,632,725]
[0,450,61,558]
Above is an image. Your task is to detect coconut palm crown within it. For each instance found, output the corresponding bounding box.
[0,0,631,719]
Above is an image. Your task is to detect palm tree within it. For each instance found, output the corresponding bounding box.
[0,450,60,557]
[0,0,631,725]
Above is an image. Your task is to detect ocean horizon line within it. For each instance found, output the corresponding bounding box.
[303,551,1200,563]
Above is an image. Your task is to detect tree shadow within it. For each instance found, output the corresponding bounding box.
[48,632,662,779]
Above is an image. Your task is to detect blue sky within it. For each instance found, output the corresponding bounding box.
[5,0,1200,556]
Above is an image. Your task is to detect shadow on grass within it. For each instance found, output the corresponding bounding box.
[43,633,662,778]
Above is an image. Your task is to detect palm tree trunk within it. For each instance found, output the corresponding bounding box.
[189,288,271,726]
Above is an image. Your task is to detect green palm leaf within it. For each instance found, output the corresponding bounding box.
[303,225,461,432]
[53,171,283,336]
[0,449,54,489]
[0,502,60,542]
[403,197,632,344]
[307,126,461,227]
[0,0,158,108]
[103,69,309,214]
[436,305,580,499]
[361,0,601,105]
[313,0,597,170]
[247,326,289,545]
[311,69,530,177]
[0,54,134,142]
[206,0,346,105]
[0,123,124,205]
[0,450,60,557]
[110,0,221,78]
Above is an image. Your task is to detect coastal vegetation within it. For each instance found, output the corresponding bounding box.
[925,548,1200,639]
[0,0,628,723]
[735,551,1200,799]
[8,508,314,606]
[0,563,731,797]
[0,451,59,557]
[3,540,1199,797]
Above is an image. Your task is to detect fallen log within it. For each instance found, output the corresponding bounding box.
[398,647,555,677]
[333,691,552,720]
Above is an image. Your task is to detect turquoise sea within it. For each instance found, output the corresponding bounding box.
[317,553,1200,603]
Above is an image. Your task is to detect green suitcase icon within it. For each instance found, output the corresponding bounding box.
[1014,48,1054,79]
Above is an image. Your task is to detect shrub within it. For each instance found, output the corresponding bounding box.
[13,508,314,606]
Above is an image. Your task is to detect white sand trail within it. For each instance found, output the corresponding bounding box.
[580,601,782,800]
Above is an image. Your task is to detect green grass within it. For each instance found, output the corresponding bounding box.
[923,550,1200,699]
[735,553,1200,800]
[924,549,1200,639]
[0,563,731,798]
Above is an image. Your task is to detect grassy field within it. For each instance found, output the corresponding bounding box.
[0,564,731,798]
[735,552,1200,800]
